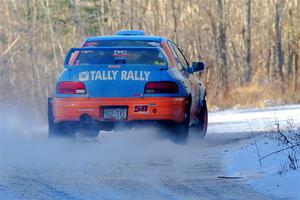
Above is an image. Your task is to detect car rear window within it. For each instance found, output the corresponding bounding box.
[73,49,167,66]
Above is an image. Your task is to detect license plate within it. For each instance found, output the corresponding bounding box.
[102,107,128,120]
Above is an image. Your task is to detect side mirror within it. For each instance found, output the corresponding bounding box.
[191,62,205,73]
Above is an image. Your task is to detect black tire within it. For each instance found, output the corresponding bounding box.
[173,120,189,142]
[48,97,58,138]
[48,97,76,138]
[196,100,208,138]
[172,96,191,142]
[50,122,77,138]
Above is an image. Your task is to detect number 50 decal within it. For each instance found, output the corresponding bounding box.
[133,105,149,113]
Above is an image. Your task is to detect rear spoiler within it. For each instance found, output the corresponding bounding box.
[64,46,164,67]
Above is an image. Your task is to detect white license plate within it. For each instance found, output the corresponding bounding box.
[103,107,127,120]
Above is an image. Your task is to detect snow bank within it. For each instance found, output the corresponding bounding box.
[209,104,300,133]
[226,136,300,199]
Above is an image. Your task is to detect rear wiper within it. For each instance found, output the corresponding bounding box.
[114,58,126,64]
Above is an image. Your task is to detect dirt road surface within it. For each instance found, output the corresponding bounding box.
[1,105,300,200]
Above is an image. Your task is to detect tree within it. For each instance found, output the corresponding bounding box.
[217,0,228,97]
[275,0,284,81]
[245,0,252,83]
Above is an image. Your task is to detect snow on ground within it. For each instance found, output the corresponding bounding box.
[216,104,300,200]
[209,104,300,134]
[0,104,300,199]
[226,135,300,200]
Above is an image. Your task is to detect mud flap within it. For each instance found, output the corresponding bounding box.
[48,97,76,138]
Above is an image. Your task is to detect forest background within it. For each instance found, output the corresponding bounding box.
[0,0,299,120]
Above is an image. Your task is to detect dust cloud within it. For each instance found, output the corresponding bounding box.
[0,102,209,179]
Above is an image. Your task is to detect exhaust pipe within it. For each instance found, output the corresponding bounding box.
[79,114,93,125]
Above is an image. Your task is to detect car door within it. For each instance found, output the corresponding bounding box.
[167,41,200,121]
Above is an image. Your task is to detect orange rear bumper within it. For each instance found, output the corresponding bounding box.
[53,97,186,123]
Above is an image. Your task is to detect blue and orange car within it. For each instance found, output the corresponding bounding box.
[48,30,207,140]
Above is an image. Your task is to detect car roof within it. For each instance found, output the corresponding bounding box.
[85,30,168,43]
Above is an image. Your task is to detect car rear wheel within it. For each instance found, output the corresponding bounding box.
[48,98,76,138]
[48,122,76,138]
[171,96,191,142]
[173,120,189,142]
[196,100,208,138]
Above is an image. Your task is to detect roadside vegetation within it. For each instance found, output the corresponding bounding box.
[0,0,299,119]
[252,119,300,173]
[268,120,300,172]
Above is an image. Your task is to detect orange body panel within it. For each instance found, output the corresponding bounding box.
[161,42,176,67]
[53,97,186,123]
[69,40,85,65]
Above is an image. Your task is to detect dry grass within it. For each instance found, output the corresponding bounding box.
[207,79,300,111]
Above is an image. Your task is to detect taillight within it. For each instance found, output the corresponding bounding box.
[144,81,178,94]
[56,81,86,94]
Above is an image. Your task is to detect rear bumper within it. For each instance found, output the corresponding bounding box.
[53,97,186,123]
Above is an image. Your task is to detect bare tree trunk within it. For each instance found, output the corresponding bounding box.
[287,9,293,78]
[245,0,252,82]
[217,0,228,97]
[97,0,104,36]
[287,41,293,78]
[295,54,298,91]
[272,44,277,79]
[275,0,284,81]
[232,42,241,85]
[171,0,178,43]
[205,9,219,63]
[295,0,300,91]
[73,0,84,38]
[43,0,58,69]
[154,0,160,34]
[266,39,272,78]
[205,7,220,97]
[130,0,133,30]
[27,0,44,117]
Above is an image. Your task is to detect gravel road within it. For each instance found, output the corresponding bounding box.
[1,105,300,200]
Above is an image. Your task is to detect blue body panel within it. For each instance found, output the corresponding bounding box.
[55,65,187,98]
[55,46,188,98]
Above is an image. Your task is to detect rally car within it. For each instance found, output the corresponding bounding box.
[48,30,207,140]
